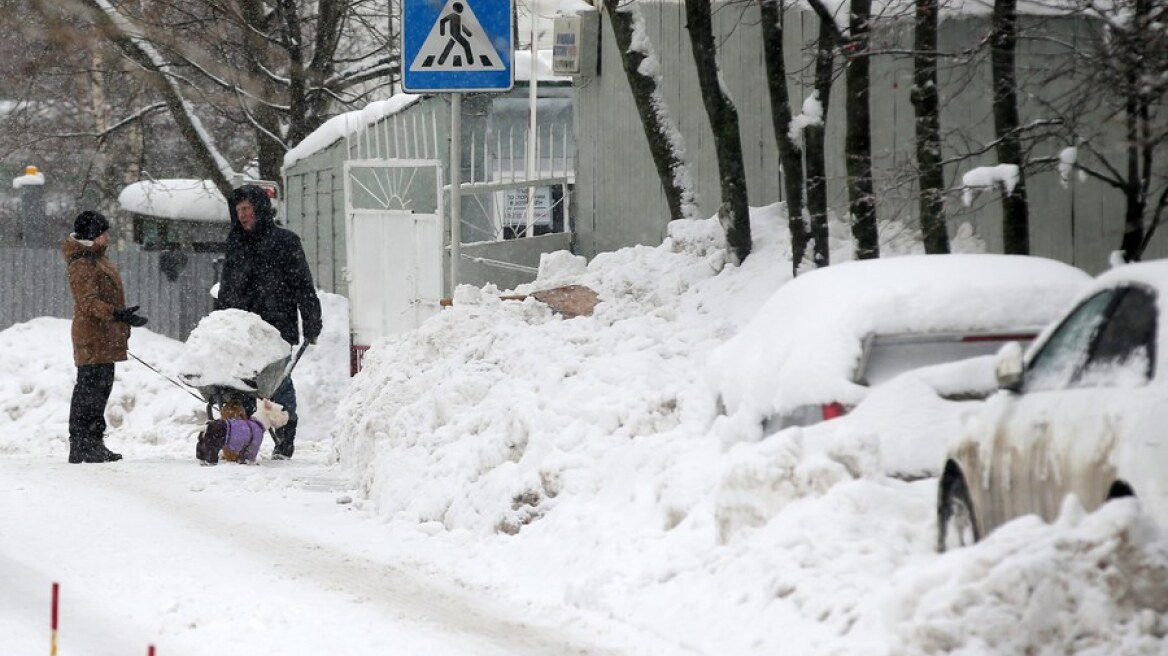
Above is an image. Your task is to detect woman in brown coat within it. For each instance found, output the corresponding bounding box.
[64,211,147,463]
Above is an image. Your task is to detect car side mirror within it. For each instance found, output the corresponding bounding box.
[995,341,1025,391]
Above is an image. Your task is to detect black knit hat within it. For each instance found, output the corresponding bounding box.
[74,211,110,241]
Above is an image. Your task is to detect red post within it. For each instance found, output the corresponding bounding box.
[50,582,59,656]
[148,646,156,656]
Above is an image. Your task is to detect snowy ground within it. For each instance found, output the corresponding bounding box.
[2,206,1166,655]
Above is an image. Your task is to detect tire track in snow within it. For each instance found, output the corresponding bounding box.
[59,459,664,656]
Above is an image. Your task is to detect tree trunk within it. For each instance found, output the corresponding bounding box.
[602,0,698,222]
[86,48,115,218]
[1120,0,1153,261]
[684,0,752,264]
[846,0,878,259]
[759,0,808,272]
[911,0,949,253]
[237,0,287,181]
[805,20,835,268]
[991,0,1030,254]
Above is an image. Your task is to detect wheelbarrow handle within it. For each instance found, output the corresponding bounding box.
[273,341,311,393]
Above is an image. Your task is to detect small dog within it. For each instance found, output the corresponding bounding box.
[196,399,289,465]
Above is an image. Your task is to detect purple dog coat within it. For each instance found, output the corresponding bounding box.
[196,418,266,464]
[222,418,266,462]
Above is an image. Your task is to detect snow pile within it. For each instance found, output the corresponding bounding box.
[0,294,349,459]
[883,498,1168,654]
[326,202,1167,654]
[178,309,291,392]
[0,318,200,457]
[332,206,818,531]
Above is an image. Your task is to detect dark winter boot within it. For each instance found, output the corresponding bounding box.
[87,439,123,463]
[68,436,89,464]
[272,419,297,460]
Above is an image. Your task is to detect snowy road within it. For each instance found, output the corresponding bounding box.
[0,448,629,656]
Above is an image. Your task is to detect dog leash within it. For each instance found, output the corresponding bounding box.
[127,351,206,402]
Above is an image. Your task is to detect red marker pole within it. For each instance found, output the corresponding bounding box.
[50,582,59,656]
[147,646,156,656]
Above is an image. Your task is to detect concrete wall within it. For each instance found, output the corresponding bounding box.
[460,232,574,291]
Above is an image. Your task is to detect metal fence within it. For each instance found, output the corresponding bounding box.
[0,247,220,342]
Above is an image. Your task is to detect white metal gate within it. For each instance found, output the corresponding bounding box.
[343,159,444,348]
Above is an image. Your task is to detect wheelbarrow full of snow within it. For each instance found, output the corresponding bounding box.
[192,341,309,420]
[179,309,310,421]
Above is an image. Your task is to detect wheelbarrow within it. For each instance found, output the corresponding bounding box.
[195,341,310,421]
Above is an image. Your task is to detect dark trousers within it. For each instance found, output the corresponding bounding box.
[245,375,298,452]
[243,375,297,420]
[69,363,115,445]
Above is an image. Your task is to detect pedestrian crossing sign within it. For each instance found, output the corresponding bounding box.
[403,0,513,92]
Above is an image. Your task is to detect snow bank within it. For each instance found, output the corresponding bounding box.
[0,293,349,459]
[324,201,1167,654]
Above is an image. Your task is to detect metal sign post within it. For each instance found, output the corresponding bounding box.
[450,92,462,288]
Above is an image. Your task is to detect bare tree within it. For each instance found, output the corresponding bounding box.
[911,0,949,253]
[990,0,1030,254]
[805,17,837,268]
[683,0,751,264]
[1103,0,1167,260]
[1048,0,1168,261]
[759,0,810,272]
[809,0,878,260]
[602,0,699,223]
[0,3,169,222]
[29,0,396,196]
[845,0,878,259]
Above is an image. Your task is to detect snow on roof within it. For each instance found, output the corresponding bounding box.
[1091,258,1168,292]
[514,48,570,84]
[118,179,227,223]
[12,172,44,188]
[283,50,568,170]
[538,0,593,15]
[283,94,423,170]
[708,254,1093,420]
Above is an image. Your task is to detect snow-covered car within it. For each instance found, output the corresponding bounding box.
[938,260,1168,551]
[709,254,1092,432]
[823,352,1002,479]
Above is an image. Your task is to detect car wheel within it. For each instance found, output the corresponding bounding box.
[937,462,980,553]
[1107,480,1135,500]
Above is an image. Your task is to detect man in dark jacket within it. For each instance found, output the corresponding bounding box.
[64,210,149,463]
[215,185,322,459]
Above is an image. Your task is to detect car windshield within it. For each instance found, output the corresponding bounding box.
[1024,290,1117,392]
[1076,285,1157,386]
[1024,285,1158,392]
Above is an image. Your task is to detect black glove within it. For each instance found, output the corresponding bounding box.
[304,324,321,345]
[113,305,149,327]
